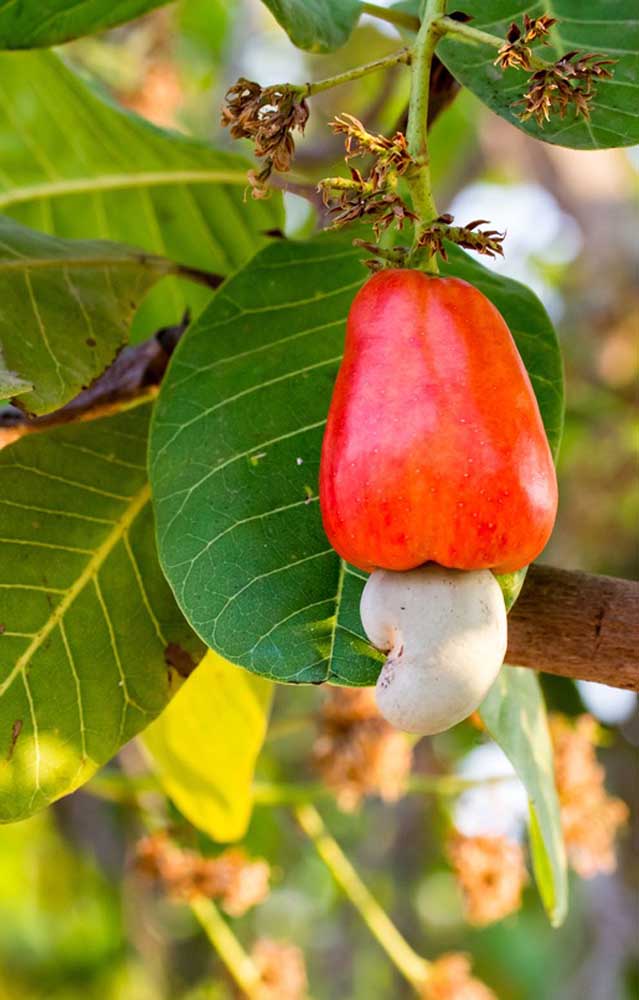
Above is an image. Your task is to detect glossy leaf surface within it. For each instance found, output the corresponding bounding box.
[437,1,639,149]
[0,216,173,415]
[0,51,282,338]
[0,404,203,823]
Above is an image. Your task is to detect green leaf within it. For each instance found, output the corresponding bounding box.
[0,403,204,823]
[0,216,177,415]
[143,651,273,842]
[0,51,283,338]
[150,233,564,685]
[0,353,32,400]
[0,1,170,49]
[260,0,362,52]
[480,666,568,927]
[437,1,639,150]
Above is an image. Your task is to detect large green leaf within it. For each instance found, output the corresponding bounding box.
[0,216,177,415]
[0,403,204,823]
[437,1,639,150]
[143,651,273,842]
[0,1,169,49]
[150,233,563,685]
[480,666,568,927]
[259,0,362,52]
[0,51,283,338]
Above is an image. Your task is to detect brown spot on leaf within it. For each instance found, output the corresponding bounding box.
[164,642,196,678]
[7,720,22,761]
[0,624,5,634]
[86,337,97,348]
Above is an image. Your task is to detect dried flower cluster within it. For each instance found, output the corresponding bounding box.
[331,114,412,177]
[518,51,615,126]
[136,833,270,915]
[550,713,629,878]
[312,687,413,811]
[422,953,497,1000]
[448,832,528,926]
[319,114,416,238]
[221,78,309,196]
[493,13,615,126]
[418,215,505,261]
[495,14,557,71]
[249,939,309,1000]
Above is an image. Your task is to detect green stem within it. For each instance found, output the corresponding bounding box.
[299,48,411,98]
[295,804,430,993]
[436,15,502,51]
[253,774,510,806]
[361,1,421,32]
[404,0,447,272]
[435,16,549,70]
[85,771,511,808]
[190,897,262,998]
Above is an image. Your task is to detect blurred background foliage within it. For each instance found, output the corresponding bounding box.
[0,1,637,998]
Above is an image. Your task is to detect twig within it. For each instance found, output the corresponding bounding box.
[361,2,420,32]
[300,49,412,98]
[295,803,430,993]
[190,896,263,998]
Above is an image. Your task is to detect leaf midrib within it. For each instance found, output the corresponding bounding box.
[0,169,249,209]
[0,482,151,699]
[0,254,170,274]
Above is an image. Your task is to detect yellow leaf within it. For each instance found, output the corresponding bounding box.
[142,651,273,842]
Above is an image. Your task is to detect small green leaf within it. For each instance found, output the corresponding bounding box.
[150,233,564,686]
[143,651,273,842]
[0,50,283,339]
[0,1,170,49]
[260,0,362,52]
[480,666,568,926]
[0,351,32,400]
[0,403,204,823]
[0,216,174,415]
[438,1,639,150]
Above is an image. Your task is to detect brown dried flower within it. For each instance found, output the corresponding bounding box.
[422,953,497,1000]
[518,51,615,125]
[221,77,309,195]
[496,23,534,72]
[318,115,416,239]
[312,687,413,811]
[448,832,528,926]
[250,939,308,1000]
[418,215,505,262]
[136,833,270,915]
[523,13,558,40]
[550,714,629,878]
[495,13,558,71]
[318,171,416,238]
[330,114,412,177]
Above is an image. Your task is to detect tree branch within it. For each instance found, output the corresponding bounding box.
[508,565,639,691]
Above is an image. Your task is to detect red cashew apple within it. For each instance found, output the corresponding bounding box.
[319,269,558,574]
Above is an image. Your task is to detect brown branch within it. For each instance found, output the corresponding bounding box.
[0,311,194,447]
[507,565,639,691]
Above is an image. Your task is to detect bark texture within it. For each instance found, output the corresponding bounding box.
[508,565,639,691]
